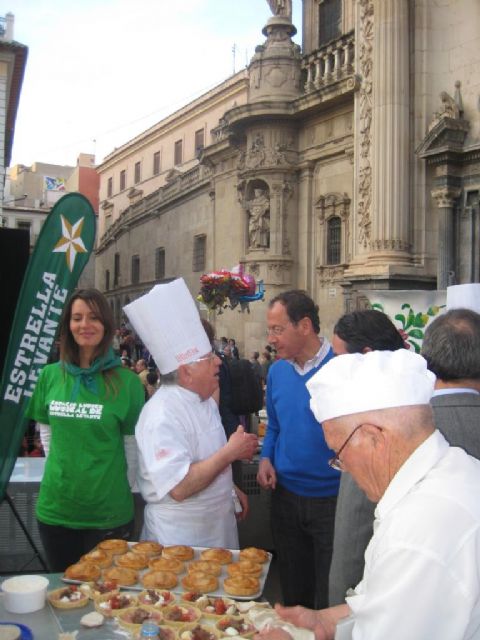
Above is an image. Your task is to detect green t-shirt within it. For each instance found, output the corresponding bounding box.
[26,362,145,529]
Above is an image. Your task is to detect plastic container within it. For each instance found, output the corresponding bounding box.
[1,575,49,614]
[140,621,161,637]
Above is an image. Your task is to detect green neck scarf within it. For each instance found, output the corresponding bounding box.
[63,347,122,400]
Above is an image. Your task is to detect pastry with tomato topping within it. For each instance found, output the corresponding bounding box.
[216,617,256,638]
[162,604,202,626]
[179,624,220,640]
[162,545,194,561]
[181,570,218,594]
[94,591,138,617]
[138,589,176,608]
[200,548,232,565]
[149,556,185,574]
[79,579,119,599]
[191,596,242,618]
[48,585,89,609]
[118,606,164,630]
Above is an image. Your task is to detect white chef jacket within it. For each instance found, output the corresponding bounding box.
[136,384,238,549]
[346,430,480,640]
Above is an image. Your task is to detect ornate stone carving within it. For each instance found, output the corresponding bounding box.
[268,261,291,276]
[428,82,464,132]
[316,192,351,224]
[266,0,292,20]
[316,265,346,284]
[247,187,270,248]
[248,262,260,276]
[357,0,374,248]
[370,239,411,252]
[431,187,461,209]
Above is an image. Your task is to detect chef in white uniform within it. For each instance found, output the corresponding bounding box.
[124,278,258,548]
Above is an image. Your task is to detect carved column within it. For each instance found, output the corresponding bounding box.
[369,0,410,263]
[432,187,461,289]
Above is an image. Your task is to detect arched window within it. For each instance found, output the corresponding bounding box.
[327,216,341,264]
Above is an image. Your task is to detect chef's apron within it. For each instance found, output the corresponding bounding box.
[140,390,239,548]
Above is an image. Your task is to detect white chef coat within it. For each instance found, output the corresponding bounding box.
[136,384,238,548]
[346,430,480,640]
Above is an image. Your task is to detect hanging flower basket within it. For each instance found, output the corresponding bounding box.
[198,270,263,314]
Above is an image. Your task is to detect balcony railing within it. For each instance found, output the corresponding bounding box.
[302,32,354,94]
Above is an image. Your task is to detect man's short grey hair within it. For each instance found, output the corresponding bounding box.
[160,370,178,385]
[421,308,480,381]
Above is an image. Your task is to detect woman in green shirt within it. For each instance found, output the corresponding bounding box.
[27,289,145,571]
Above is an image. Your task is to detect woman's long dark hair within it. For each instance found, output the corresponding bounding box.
[59,288,115,366]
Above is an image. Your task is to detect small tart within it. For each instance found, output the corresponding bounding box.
[191,596,241,618]
[116,551,150,570]
[79,579,119,599]
[216,617,256,638]
[162,545,195,561]
[80,548,112,569]
[142,570,178,590]
[238,547,269,564]
[117,606,164,630]
[138,589,176,608]
[226,561,262,578]
[103,566,138,586]
[64,561,101,582]
[178,624,220,640]
[131,540,164,557]
[187,560,222,577]
[48,585,89,609]
[149,556,185,574]
[97,538,129,554]
[223,576,259,598]
[162,604,202,627]
[94,591,138,617]
[181,571,218,594]
[200,548,232,565]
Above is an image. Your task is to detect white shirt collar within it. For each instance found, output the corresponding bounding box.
[288,337,331,375]
[375,430,449,523]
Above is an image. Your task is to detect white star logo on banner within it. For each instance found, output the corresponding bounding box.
[53,215,88,271]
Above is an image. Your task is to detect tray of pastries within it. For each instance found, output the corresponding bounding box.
[62,541,272,601]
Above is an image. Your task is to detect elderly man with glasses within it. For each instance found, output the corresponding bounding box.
[125,279,258,548]
[256,349,480,640]
[257,290,339,610]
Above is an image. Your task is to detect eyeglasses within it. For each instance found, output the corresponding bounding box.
[266,323,292,337]
[189,349,216,365]
[328,424,365,472]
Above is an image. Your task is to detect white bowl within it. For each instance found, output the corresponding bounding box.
[1,575,50,613]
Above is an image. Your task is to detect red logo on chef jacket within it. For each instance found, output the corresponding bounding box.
[155,448,170,460]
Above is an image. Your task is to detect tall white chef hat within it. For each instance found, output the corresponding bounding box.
[306,349,435,424]
[446,283,480,314]
[123,278,212,374]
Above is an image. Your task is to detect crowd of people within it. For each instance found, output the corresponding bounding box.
[20,279,480,639]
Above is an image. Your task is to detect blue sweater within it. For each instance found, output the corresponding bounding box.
[261,352,340,497]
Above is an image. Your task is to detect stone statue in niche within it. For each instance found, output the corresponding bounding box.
[247,188,270,249]
[266,0,292,20]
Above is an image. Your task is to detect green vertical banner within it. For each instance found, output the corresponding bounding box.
[0,193,96,501]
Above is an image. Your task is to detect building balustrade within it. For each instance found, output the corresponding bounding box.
[302,32,354,94]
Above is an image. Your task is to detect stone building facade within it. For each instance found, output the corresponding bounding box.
[95,0,480,354]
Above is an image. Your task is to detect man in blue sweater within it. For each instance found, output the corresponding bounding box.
[257,290,340,608]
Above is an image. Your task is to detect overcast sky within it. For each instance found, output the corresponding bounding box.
[10,0,302,168]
